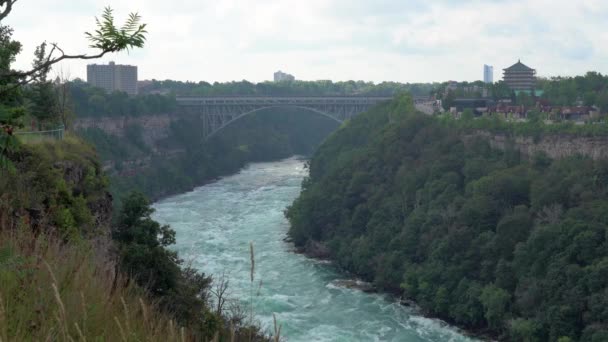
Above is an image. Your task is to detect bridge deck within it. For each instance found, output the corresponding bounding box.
[176,96,395,106]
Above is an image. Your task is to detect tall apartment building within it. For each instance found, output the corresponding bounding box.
[87,62,138,95]
[503,60,536,91]
[483,64,494,84]
[274,70,295,82]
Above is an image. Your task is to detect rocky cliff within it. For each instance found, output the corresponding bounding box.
[74,113,177,151]
[467,131,608,160]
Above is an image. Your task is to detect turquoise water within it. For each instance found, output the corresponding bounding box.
[152,157,476,342]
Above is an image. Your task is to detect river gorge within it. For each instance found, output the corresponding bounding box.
[152,157,476,342]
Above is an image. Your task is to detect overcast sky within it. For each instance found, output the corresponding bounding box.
[6,0,608,83]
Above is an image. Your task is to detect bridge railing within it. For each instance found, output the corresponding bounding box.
[175,96,395,106]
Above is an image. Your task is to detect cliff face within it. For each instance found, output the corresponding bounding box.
[74,114,176,151]
[466,131,608,160]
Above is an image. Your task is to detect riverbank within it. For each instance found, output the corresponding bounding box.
[293,240,494,341]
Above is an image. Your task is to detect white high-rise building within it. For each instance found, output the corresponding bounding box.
[483,65,494,84]
[87,62,138,95]
[274,70,295,82]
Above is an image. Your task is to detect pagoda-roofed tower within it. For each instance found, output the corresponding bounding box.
[503,60,536,91]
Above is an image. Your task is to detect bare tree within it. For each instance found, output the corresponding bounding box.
[53,68,74,130]
[209,271,231,315]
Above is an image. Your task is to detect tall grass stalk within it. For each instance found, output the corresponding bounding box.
[114,316,127,342]
[74,322,86,342]
[139,298,149,327]
[0,294,6,342]
[249,242,255,342]
[120,296,132,336]
[272,313,282,342]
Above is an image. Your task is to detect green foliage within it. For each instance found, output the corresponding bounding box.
[442,90,456,110]
[112,192,268,340]
[0,25,24,170]
[461,108,474,121]
[1,136,107,240]
[114,192,180,296]
[537,72,608,112]
[138,78,438,97]
[480,285,511,330]
[85,7,147,54]
[286,95,608,340]
[69,80,177,117]
[0,25,22,97]
[78,127,136,161]
[509,318,541,342]
[442,112,608,137]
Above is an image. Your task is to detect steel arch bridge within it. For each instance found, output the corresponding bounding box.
[176,96,395,140]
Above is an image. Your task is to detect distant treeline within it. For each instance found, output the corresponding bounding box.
[435,72,608,113]
[537,72,608,109]
[138,79,438,97]
[69,80,177,117]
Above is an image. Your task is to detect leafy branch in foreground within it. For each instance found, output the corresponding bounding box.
[1,6,147,86]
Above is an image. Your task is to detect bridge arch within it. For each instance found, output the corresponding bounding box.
[205,105,343,140]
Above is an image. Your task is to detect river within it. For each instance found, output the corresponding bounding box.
[152,157,476,342]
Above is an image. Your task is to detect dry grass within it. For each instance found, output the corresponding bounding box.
[0,226,191,341]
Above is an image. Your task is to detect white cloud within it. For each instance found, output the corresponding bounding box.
[5,0,608,83]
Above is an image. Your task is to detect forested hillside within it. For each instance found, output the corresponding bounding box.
[286,94,608,341]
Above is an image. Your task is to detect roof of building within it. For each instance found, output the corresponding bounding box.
[504,60,535,72]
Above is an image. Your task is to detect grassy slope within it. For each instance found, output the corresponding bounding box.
[0,228,183,341]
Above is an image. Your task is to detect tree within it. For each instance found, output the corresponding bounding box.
[443,90,456,111]
[0,24,23,170]
[54,69,75,129]
[462,108,475,121]
[479,284,511,330]
[0,4,147,169]
[28,43,58,124]
[509,318,541,342]
[113,192,181,296]
[489,81,512,100]
[597,91,608,115]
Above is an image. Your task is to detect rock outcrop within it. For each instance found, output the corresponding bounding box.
[74,113,180,151]
[466,131,608,160]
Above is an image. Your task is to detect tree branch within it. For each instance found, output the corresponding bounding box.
[7,44,110,79]
[0,0,17,21]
